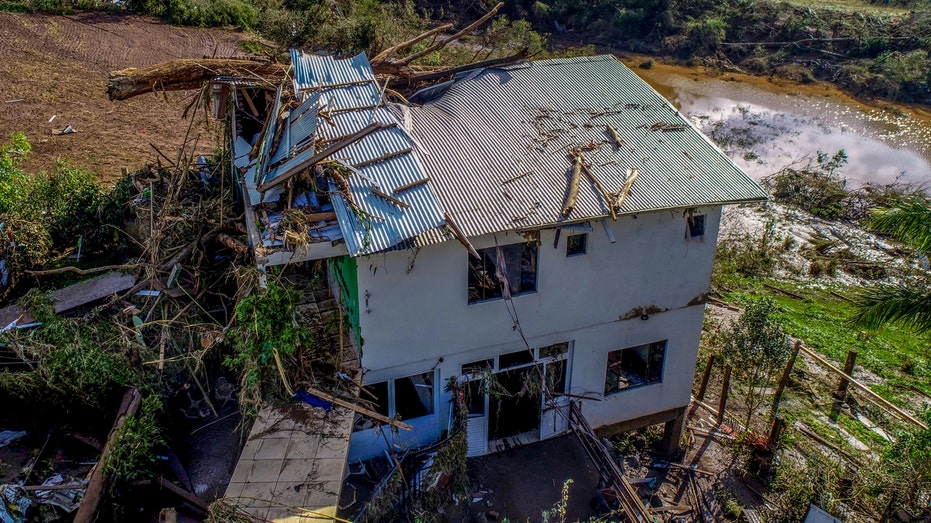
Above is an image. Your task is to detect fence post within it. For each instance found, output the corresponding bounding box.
[834,350,858,402]
[696,354,716,402]
[771,341,801,417]
[717,365,732,425]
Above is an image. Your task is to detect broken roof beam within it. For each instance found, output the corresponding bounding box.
[256,122,395,193]
[445,212,480,259]
[390,48,530,88]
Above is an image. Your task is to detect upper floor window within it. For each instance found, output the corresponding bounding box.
[468,243,538,303]
[604,340,666,395]
[688,214,706,238]
[566,233,587,256]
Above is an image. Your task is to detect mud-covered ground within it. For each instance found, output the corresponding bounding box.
[0,11,247,181]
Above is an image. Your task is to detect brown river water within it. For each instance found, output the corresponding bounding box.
[623,58,931,188]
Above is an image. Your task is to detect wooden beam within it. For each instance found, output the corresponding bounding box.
[370,187,410,209]
[74,387,142,523]
[771,341,800,417]
[695,354,715,402]
[391,177,430,194]
[303,386,412,431]
[392,48,529,86]
[257,122,393,193]
[613,167,638,212]
[717,365,731,425]
[797,344,928,429]
[444,212,480,259]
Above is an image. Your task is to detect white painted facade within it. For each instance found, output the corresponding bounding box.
[347,206,722,460]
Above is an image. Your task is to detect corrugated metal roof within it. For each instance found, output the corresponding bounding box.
[408,55,767,240]
[291,51,375,93]
[252,51,445,257]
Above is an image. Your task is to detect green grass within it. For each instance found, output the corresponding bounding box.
[717,279,931,405]
[780,0,912,15]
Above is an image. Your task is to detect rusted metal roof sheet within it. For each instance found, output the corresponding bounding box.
[254,51,444,257]
[407,55,767,240]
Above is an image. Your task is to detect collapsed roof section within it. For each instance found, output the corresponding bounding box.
[406,55,769,242]
[239,51,446,264]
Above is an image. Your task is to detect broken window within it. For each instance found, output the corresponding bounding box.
[604,340,666,394]
[688,215,706,238]
[566,233,587,256]
[462,359,493,375]
[394,372,434,420]
[354,381,389,431]
[468,243,538,303]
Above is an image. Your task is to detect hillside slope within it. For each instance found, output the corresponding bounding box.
[0,11,247,181]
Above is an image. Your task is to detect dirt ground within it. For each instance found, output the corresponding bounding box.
[0,11,249,182]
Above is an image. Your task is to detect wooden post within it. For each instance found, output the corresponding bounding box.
[717,365,732,425]
[771,341,800,417]
[769,417,785,446]
[696,355,715,401]
[834,350,858,402]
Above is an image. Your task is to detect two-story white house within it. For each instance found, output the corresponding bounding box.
[234,52,767,462]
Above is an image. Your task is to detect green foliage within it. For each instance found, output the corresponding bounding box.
[0,291,139,408]
[105,396,164,483]
[129,0,258,27]
[0,134,133,289]
[225,281,312,412]
[881,409,931,509]
[852,198,931,333]
[683,16,726,56]
[720,296,789,427]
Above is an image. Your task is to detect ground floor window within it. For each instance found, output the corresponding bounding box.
[604,340,666,394]
[353,371,435,431]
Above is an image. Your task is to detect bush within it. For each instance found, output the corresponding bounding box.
[105,396,164,482]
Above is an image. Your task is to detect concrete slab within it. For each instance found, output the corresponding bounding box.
[224,402,354,521]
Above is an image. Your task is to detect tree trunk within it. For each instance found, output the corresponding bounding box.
[107,59,289,101]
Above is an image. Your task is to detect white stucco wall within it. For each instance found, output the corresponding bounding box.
[347,206,721,459]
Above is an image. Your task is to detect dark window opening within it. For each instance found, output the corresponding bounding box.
[462,359,493,375]
[566,233,587,256]
[688,215,706,238]
[547,359,567,394]
[499,349,535,369]
[354,381,388,430]
[466,380,485,416]
[468,243,538,303]
[539,342,569,359]
[604,341,666,394]
[394,372,434,420]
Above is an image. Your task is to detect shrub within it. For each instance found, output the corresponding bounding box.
[763,150,849,220]
[105,396,164,482]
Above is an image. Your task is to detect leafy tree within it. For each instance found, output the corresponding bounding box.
[852,198,931,333]
[720,297,790,429]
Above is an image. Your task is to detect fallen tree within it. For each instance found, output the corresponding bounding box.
[106,3,509,101]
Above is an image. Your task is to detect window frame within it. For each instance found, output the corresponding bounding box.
[467,242,539,304]
[604,340,667,395]
[353,370,438,430]
[566,233,588,257]
[687,214,706,238]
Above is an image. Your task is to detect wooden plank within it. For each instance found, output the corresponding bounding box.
[51,272,136,313]
[303,386,412,431]
[797,344,928,429]
[391,177,430,194]
[370,188,410,209]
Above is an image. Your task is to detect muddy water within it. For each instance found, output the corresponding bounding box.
[625,59,931,187]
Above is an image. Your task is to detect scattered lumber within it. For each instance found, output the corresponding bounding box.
[371,23,454,62]
[445,212,480,259]
[389,48,530,87]
[107,59,288,101]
